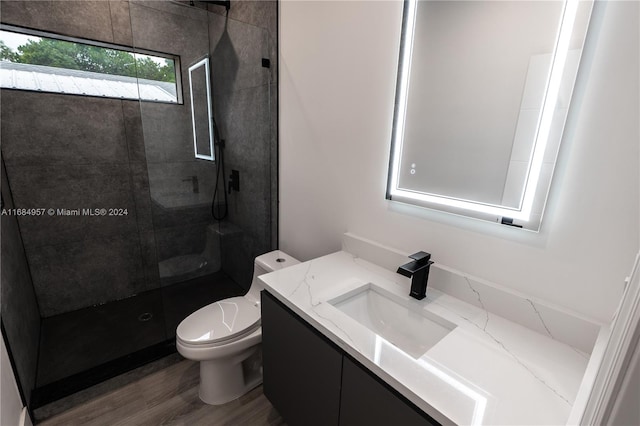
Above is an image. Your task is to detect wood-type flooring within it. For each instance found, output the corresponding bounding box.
[38,359,285,426]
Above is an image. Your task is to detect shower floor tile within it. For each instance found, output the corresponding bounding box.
[36,291,166,387]
[36,271,244,389]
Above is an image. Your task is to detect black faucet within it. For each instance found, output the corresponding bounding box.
[397,251,433,300]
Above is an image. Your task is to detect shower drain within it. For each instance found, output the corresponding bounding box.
[138,312,153,322]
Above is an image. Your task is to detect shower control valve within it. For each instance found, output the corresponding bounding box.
[228,170,240,194]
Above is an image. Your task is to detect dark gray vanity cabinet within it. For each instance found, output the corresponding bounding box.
[261,291,438,426]
[340,357,437,426]
[262,291,343,426]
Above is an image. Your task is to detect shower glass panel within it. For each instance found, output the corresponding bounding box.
[0,0,275,410]
[130,1,274,339]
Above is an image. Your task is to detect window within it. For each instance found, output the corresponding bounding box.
[0,26,181,103]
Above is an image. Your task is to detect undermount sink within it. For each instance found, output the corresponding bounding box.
[329,284,456,358]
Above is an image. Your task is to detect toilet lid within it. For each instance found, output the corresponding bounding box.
[177,297,260,345]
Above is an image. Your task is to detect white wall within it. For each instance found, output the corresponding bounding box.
[279,0,639,323]
[1,332,28,426]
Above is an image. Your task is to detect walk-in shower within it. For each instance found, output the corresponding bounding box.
[0,0,277,419]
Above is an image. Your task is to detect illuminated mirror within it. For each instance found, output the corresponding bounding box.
[189,57,214,161]
[387,0,593,231]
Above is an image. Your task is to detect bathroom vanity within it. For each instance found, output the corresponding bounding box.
[262,291,435,426]
[259,234,605,425]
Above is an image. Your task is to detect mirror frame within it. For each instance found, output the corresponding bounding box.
[189,57,215,161]
[386,0,593,231]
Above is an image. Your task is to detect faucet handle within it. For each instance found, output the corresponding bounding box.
[409,251,431,266]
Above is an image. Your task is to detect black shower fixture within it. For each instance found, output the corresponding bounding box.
[201,0,231,11]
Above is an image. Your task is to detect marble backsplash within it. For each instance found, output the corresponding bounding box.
[342,232,601,355]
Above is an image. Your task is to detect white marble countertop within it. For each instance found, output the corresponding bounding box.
[259,250,591,425]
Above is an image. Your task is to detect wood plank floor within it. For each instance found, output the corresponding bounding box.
[38,359,286,426]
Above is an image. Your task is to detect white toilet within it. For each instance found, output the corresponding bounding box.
[176,250,299,405]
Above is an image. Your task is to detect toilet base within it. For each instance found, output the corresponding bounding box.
[198,345,263,405]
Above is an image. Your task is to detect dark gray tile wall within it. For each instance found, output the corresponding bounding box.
[109,1,135,46]
[0,158,41,406]
[28,235,147,316]
[0,1,165,316]
[0,91,130,167]
[0,1,131,45]
[4,163,138,249]
[207,0,277,83]
[227,1,278,252]
[0,91,154,316]
[129,1,278,290]
[129,2,221,287]
[1,1,159,314]
[129,1,211,103]
[1,0,278,311]
[207,9,276,289]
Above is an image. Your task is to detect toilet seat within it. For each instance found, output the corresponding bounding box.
[177,297,261,346]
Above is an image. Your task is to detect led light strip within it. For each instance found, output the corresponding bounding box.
[388,0,418,198]
[189,57,215,161]
[520,0,579,218]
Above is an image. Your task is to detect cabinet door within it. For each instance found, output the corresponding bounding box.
[340,357,438,426]
[262,291,343,426]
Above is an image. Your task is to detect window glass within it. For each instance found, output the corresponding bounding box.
[0,28,179,103]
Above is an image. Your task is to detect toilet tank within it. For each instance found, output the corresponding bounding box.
[246,250,300,302]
